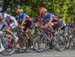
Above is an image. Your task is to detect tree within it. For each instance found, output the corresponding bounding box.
[5,0,75,23]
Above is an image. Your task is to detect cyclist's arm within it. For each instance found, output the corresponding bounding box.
[21,20,24,26]
[21,14,27,26]
[21,15,32,26]
[44,18,52,27]
[46,14,53,26]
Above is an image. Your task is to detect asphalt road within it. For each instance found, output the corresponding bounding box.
[0,48,75,57]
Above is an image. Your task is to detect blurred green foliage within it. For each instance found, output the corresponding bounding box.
[8,0,75,23]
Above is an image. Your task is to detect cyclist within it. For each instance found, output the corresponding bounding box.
[58,19,66,31]
[16,8,32,48]
[1,12,18,37]
[0,12,18,52]
[70,16,75,32]
[36,7,59,49]
[37,7,66,31]
[0,13,4,52]
[37,7,59,37]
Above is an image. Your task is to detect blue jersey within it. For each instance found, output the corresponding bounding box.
[42,13,54,23]
[16,13,28,22]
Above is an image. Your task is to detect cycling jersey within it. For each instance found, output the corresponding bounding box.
[6,15,18,26]
[16,13,28,22]
[59,20,66,31]
[16,13,32,24]
[16,13,32,30]
[0,13,18,31]
[58,19,66,27]
[53,19,66,31]
[42,13,58,23]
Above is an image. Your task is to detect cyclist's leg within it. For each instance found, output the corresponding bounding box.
[25,20,32,39]
[6,23,20,48]
[47,22,54,32]
[0,41,4,52]
[6,23,18,42]
[25,21,33,48]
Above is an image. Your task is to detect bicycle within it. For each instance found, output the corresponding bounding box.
[0,31,16,56]
[65,24,75,48]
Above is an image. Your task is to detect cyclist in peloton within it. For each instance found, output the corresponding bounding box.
[36,7,59,49]
[0,11,18,52]
[16,8,33,48]
[58,19,66,31]
[0,13,5,52]
[37,7,58,37]
[37,7,67,49]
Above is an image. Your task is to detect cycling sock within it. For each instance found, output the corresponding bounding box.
[0,43,4,49]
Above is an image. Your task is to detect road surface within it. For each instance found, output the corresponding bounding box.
[0,48,75,57]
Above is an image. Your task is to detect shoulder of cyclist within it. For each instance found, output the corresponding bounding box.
[6,15,18,26]
[22,13,32,22]
[16,13,32,22]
